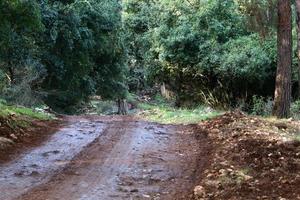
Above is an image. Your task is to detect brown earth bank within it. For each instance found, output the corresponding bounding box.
[193,112,300,200]
[0,115,62,163]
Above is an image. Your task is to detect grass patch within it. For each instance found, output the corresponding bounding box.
[88,100,117,115]
[137,103,222,124]
[0,100,53,121]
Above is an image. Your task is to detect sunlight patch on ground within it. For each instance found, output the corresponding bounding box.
[137,103,222,124]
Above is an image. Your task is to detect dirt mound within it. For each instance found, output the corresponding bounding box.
[194,112,300,200]
[0,115,61,162]
[0,115,27,143]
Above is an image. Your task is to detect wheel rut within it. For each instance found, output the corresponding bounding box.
[0,116,210,200]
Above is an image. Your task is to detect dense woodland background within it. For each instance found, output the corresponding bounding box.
[0,0,298,117]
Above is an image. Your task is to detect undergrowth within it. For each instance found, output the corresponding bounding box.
[137,103,222,124]
[0,99,53,121]
[87,93,222,124]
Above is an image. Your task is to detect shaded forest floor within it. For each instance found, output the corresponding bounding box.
[193,112,300,199]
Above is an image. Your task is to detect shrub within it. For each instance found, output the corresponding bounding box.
[291,100,300,119]
[1,63,46,107]
[251,95,273,116]
[0,70,7,92]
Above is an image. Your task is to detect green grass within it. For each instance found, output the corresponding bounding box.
[0,101,53,121]
[137,103,222,124]
[89,100,118,115]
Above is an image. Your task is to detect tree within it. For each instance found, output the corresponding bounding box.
[117,99,128,115]
[124,0,278,108]
[272,0,292,118]
[236,0,277,37]
[40,0,127,112]
[123,0,161,92]
[296,0,300,97]
[0,0,44,106]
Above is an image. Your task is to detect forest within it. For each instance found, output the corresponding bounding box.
[1,1,300,200]
[0,0,296,118]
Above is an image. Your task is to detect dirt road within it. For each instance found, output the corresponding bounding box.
[0,116,210,200]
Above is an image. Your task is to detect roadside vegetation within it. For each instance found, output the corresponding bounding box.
[0,99,56,153]
[0,100,53,121]
[136,100,221,125]
[137,103,220,124]
[85,93,222,124]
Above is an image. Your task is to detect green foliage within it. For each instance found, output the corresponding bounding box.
[40,1,95,108]
[123,0,282,109]
[137,103,221,124]
[221,35,274,81]
[123,0,160,92]
[0,0,296,116]
[0,0,45,106]
[291,100,300,119]
[0,69,7,92]
[41,0,127,110]
[236,0,277,36]
[0,99,52,120]
[87,100,118,115]
[219,34,276,98]
[251,95,273,116]
[0,0,128,111]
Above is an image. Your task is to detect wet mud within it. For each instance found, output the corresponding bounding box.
[0,116,210,200]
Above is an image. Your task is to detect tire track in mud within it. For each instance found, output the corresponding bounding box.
[0,117,106,200]
[1,116,210,200]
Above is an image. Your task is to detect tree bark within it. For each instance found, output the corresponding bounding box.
[296,0,300,97]
[117,99,128,115]
[273,0,292,118]
[8,66,15,85]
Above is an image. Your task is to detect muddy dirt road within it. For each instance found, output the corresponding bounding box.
[0,116,210,200]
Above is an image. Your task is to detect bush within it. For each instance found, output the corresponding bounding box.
[0,70,7,92]
[92,101,117,115]
[251,95,273,116]
[0,63,46,107]
[291,100,300,119]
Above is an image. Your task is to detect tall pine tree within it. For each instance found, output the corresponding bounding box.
[273,0,292,118]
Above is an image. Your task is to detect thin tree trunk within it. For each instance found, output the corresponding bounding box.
[117,99,128,115]
[175,70,183,107]
[273,0,292,118]
[8,66,15,85]
[296,0,300,97]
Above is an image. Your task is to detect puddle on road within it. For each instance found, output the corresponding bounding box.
[0,119,106,200]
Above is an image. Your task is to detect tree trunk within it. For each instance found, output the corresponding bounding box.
[161,82,172,100]
[175,70,183,107]
[296,0,300,97]
[273,0,292,118]
[117,99,128,115]
[8,66,15,85]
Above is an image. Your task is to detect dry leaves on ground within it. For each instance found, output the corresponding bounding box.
[194,112,300,200]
